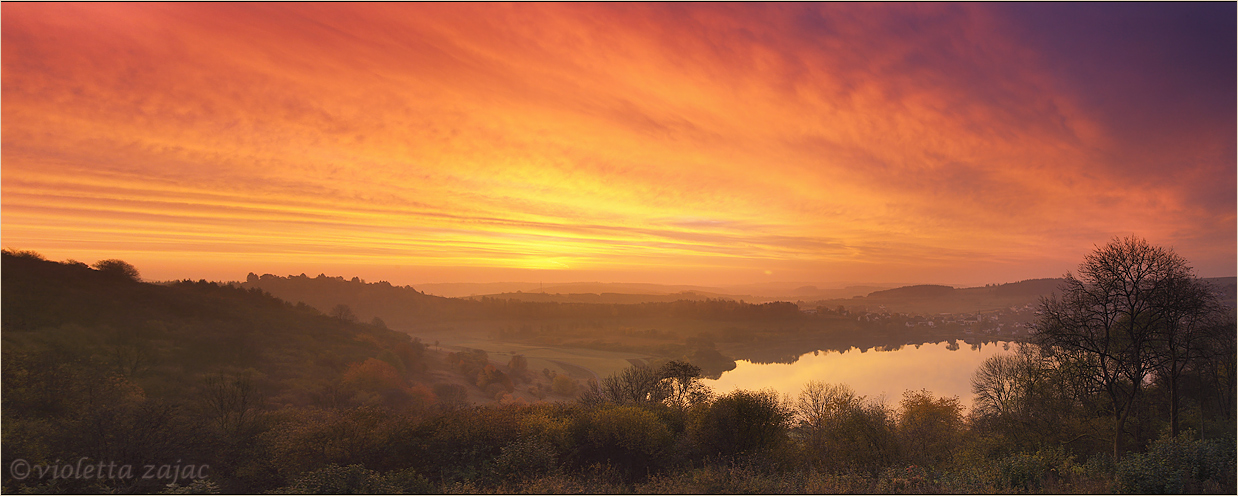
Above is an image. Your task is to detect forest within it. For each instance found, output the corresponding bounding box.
[2,240,1235,494]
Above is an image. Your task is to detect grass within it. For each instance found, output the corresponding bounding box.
[404,321,656,381]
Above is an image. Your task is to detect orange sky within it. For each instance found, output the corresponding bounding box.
[3,3,1234,287]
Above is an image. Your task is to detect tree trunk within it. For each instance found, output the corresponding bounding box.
[1113,409,1126,460]
[1169,378,1179,437]
[1113,384,1139,459]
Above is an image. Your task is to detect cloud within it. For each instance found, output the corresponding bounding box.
[2,3,1232,284]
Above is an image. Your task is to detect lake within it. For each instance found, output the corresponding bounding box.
[703,340,1018,411]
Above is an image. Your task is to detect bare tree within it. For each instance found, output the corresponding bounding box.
[657,360,711,408]
[200,370,260,437]
[793,381,897,472]
[971,351,1035,419]
[1146,274,1223,437]
[1035,236,1209,457]
[330,304,357,323]
[600,364,667,405]
[108,326,158,378]
[591,360,710,408]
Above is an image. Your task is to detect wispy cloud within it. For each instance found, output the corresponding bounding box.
[2,3,1232,285]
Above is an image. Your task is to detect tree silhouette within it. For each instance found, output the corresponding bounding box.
[93,259,140,281]
[331,303,357,323]
[1035,236,1215,457]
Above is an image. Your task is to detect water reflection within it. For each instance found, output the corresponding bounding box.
[704,341,1016,411]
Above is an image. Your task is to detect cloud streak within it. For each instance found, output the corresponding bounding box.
[3,3,1233,285]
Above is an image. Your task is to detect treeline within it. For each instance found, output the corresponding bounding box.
[242,273,801,326]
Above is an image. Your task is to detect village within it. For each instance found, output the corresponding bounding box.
[803,302,1039,340]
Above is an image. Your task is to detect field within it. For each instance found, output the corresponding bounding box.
[406,322,657,383]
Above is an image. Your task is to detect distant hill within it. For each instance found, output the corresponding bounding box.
[1,251,424,411]
[816,276,1237,316]
[243,272,804,326]
[807,279,1070,315]
[989,278,1065,298]
[867,284,956,299]
[1203,276,1237,308]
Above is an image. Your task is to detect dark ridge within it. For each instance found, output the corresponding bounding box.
[990,278,1066,297]
[867,284,955,299]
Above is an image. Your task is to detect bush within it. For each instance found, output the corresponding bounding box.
[518,404,578,455]
[261,406,425,479]
[492,437,559,482]
[384,467,434,494]
[638,464,801,494]
[274,464,393,494]
[411,406,523,483]
[342,358,404,392]
[689,389,790,459]
[794,382,897,473]
[992,446,1073,492]
[1116,434,1237,494]
[874,465,937,494]
[432,383,469,409]
[577,404,674,480]
[274,465,431,494]
[93,259,140,281]
[897,389,964,468]
[552,374,579,396]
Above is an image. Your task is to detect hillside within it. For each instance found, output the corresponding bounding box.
[243,273,803,324]
[814,277,1236,317]
[866,284,956,299]
[1203,276,1238,308]
[809,278,1068,315]
[1,253,434,408]
[240,272,466,327]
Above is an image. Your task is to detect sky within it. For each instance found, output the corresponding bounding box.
[3,3,1234,287]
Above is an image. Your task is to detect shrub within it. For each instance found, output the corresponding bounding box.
[992,446,1073,492]
[897,389,964,468]
[432,383,469,409]
[273,464,432,494]
[411,406,523,483]
[794,382,898,473]
[261,408,397,477]
[342,358,404,392]
[689,389,791,459]
[384,467,434,494]
[1116,434,1237,494]
[875,465,937,494]
[492,437,558,482]
[274,464,393,494]
[552,374,579,396]
[577,404,674,480]
[476,364,514,392]
[375,349,407,376]
[160,479,221,494]
[93,259,140,281]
